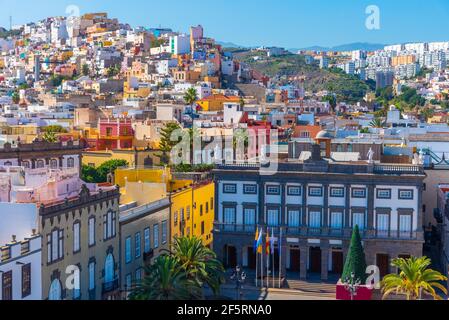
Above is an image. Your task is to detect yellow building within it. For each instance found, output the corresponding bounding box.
[114,167,215,247]
[170,181,214,248]
[82,149,159,168]
[196,94,241,112]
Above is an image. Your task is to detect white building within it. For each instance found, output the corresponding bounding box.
[169,34,190,55]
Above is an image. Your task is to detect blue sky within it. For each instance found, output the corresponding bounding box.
[1,0,449,48]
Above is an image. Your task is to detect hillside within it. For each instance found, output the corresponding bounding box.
[233,51,371,103]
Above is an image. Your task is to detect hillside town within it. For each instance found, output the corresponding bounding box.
[1,11,449,301]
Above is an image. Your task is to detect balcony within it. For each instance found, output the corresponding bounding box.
[102,278,119,294]
[214,223,423,241]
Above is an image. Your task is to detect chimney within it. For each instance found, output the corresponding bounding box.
[11,235,17,243]
[311,143,322,161]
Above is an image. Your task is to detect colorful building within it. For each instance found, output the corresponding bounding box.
[196,94,241,112]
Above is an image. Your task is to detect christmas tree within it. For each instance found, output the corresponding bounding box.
[341,225,368,283]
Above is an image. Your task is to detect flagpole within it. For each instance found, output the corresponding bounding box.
[279,227,282,289]
[260,229,264,288]
[266,227,269,288]
[255,227,258,288]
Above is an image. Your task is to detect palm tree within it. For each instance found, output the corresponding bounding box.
[171,237,225,296]
[42,131,58,143]
[184,87,198,106]
[381,256,448,300]
[369,117,386,128]
[129,255,201,300]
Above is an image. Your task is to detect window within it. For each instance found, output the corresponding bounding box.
[223,184,237,194]
[2,271,12,300]
[308,186,323,197]
[309,211,322,228]
[135,232,141,259]
[153,224,159,249]
[73,222,81,253]
[72,267,81,299]
[353,213,365,230]
[377,214,389,235]
[186,207,190,220]
[144,228,151,253]
[103,210,117,240]
[287,186,301,196]
[135,268,143,284]
[244,208,256,225]
[267,209,279,227]
[22,264,31,298]
[104,254,115,283]
[88,217,95,246]
[288,210,301,227]
[125,237,132,264]
[223,207,236,224]
[48,229,64,263]
[125,274,132,291]
[352,188,366,198]
[399,215,412,237]
[106,127,113,137]
[330,187,344,198]
[67,157,75,168]
[210,198,214,210]
[50,159,58,169]
[206,202,209,214]
[22,161,30,168]
[162,221,168,244]
[200,204,203,216]
[398,189,414,200]
[201,221,205,235]
[377,189,391,199]
[243,184,257,194]
[266,185,280,195]
[36,160,45,168]
[48,279,62,301]
[88,262,95,291]
[330,212,343,229]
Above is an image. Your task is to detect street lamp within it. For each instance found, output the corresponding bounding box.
[343,272,361,301]
[230,266,246,301]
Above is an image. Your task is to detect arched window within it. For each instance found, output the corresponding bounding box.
[104,254,115,283]
[22,161,30,168]
[50,159,58,169]
[67,157,75,168]
[48,279,62,300]
[36,160,45,168]
[4,161,12,166]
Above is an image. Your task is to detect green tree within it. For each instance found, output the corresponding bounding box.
[81,164,99,183]
[96,159,128,183]
[129,255,201,300]
[11,91,20,104]
[42,125,68,134]
[322,95,337,113]
[82,64,90,76]
[369,117,386,128]
[158,122,182,165]
[184,87,198,106]
[341,225,368,283]
[171,237,225,296]
[381,256,447,300]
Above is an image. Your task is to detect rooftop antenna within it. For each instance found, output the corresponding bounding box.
[9,15,12,31]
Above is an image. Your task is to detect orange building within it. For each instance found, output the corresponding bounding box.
[196,94,241,112]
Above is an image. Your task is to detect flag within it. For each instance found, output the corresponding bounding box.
[271,228,275,255]
[266,227,271,255]
[253,228,259,253]
[256,228,263,254]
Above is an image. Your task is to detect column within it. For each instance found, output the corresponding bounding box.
[280,183,286,226]
[258,180,265,225]
[301,183,308,227]
[321,244,329,281]
[367,184,375,236]
[323,184,329,230]
[300,245,307,280]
